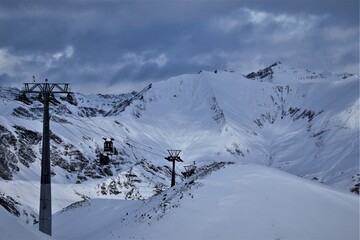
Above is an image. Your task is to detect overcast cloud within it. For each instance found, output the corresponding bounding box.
[0,0,358,93]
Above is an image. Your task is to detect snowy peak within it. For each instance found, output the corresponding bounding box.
[245,61,281,80]
[244,61,358,83]
[106,84,152,116]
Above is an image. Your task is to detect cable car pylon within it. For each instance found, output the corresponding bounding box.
[16,79,71,236]
[165,150,183,187]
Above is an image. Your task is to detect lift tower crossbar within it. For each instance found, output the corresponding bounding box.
[20,82,71,236]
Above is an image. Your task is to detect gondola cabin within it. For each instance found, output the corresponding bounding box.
[181,161,196,178]
[103,138,114,153]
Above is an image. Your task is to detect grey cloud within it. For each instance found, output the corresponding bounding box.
[0,0,358,93]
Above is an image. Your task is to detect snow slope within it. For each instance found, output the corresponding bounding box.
[54,163,359,240]
[114,63,359,190]
[0,62,359,238]
[0,206,49,240]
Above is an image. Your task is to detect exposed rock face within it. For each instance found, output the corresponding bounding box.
[0,90,140,182]
[14,125,42,168]
[0,125,18,180]
[0,125,42,179]
[106,84,151,116]
[245,62,281,80]
[0,193,38,225]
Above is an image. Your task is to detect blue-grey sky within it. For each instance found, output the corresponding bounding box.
[0,0,358,93]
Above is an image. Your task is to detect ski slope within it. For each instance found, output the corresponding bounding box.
[0,206,49,240]
[53,163,359,240]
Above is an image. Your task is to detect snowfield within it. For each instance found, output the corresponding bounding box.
[0,206,49,240]
[53,164,359,240]
[0,62,359,239]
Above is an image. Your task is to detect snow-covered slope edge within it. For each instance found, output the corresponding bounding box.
[54,163,359,240]
[0,205,49,240]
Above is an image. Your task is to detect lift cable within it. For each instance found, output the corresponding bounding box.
[71,111,167,155]
[5,85,167,155]
[57,121,87,143]
[63,116,140,155]
[67,114,166,158]
[3,93,99,144]
[84,115,167,154]
[126,143,166,158]
[67,114,106,139]
[3,89,168,158]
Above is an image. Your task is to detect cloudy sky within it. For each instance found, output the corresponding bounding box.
[0,0,358,94]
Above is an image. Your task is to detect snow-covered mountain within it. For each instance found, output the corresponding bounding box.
[0,62,359,239]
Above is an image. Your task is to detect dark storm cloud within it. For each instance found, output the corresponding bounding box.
[0,0,358,93]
